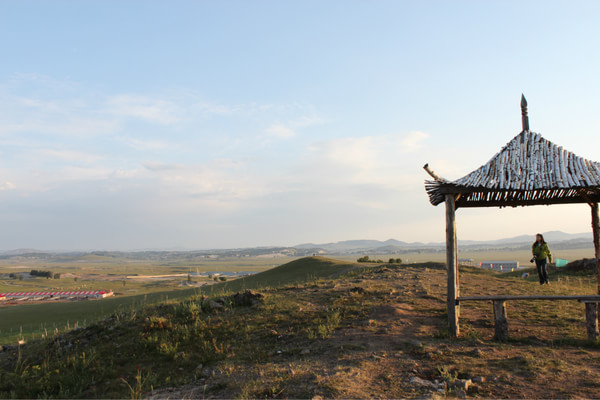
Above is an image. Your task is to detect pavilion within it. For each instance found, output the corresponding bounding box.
[424,95,600,337]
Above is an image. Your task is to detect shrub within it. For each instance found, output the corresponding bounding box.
[30,269,53,278]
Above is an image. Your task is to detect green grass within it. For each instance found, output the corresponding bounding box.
[207,256,361,293]
[0,257,371,398]
[1,257,600,399]
[0,287,203,344]
[0,257,362,344]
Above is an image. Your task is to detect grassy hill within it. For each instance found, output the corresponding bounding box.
[0,257,360,344]
[209,256,360,293]
[1,257,600,398]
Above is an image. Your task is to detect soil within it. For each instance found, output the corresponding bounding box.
[148,264,600,399]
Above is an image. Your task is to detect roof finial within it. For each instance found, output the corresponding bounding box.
[521,94,529,132]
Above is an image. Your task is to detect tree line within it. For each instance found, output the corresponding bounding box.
[357,256,402,264]
[29,269,61,279]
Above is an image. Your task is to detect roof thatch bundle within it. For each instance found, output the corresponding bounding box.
[425,130,600,208]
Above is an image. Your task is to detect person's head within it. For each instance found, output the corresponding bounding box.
[535,233,545,244]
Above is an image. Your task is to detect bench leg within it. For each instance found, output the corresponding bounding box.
[585,303,599,341]
[493,300,509,341]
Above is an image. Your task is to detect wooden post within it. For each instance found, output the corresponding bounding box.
[445,194,459,337]
[521,94,529,132]
[584,302,599,341]
[493,300,509,341]
[592,203,600,332]
[592,203,600,295]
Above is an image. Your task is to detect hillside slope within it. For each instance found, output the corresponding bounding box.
[0,257,358,345]
[1,258,600,398]
[210,256,360,293]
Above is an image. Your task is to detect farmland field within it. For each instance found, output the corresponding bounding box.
[0,253,297,344]
[335,247,596,266]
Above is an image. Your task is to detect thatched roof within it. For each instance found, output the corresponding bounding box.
[425,130,600,208]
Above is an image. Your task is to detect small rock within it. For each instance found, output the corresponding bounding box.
[423,394,445,400]
[521,272,530,278]
[453,379,472,391]
[410,376,438,389]
[472,376,485,383]
[300,348,310,355]
[231,290,265,306]
[403,339,422,348]
[456,389,467,398]
[470,348,483,357]
[207,300,224,310]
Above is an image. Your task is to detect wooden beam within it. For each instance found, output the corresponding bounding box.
[458,295,600,301]
[576,188,595,207]
[423,164,447,182]
[445,194,459,337]
[456,195,600,208]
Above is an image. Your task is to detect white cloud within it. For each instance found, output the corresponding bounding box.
[117,136,176,151]
[266,123,296,138]
[308,131,432,188]
[36,149,103,163]
[142,159,269,207]
[105,94,180,124]
[0,111,120,138]
[264,112,325,140]
[0,181,15,190]
[398,131,429,153]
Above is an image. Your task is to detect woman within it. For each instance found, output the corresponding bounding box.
[531,233,552,285]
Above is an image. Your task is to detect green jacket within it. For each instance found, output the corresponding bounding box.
[532,242,552,262]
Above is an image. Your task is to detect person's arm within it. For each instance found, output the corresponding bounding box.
[545,244,552,262]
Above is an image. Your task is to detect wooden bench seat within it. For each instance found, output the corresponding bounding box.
[456,295,600,341]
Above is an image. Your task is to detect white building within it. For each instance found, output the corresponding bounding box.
[480,261,519,272]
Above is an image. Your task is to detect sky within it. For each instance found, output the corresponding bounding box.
[1,0,600,251]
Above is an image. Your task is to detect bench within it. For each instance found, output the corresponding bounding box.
[456,295,600,341]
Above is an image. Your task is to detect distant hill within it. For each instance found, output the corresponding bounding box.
[295,231,594,254]
[208,256,361,294]
[0,248,49,256]
[0,231,594,258]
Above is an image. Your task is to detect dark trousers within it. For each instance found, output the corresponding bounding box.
[535,259,548,284]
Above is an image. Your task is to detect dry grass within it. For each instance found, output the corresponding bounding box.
[2,259,600,399]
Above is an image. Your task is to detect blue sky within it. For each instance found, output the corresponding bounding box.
[1,1,600,250]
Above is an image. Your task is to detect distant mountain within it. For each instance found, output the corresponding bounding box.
[0,248,48,256]
[294,231,594,254]
[0,231,594,257]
